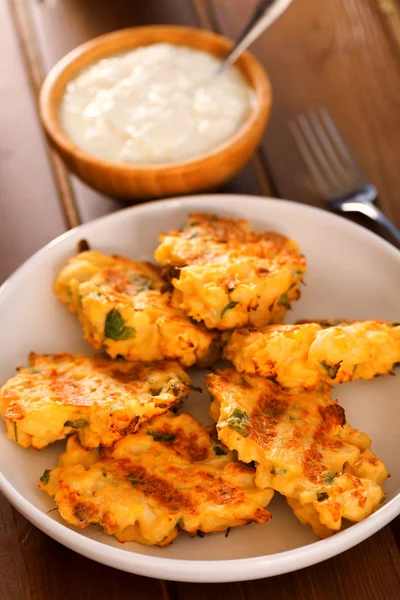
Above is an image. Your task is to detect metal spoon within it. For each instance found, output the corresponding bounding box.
[218,0,293,74]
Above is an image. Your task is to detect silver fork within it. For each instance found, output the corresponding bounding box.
[290,108,400,248]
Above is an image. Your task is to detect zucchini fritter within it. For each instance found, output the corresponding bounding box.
[0,353,190,449]
[206,368,389,537]
[54,251,220,366]
[39,412,273,546]
[154,213,306,330]
[225,320,400,388]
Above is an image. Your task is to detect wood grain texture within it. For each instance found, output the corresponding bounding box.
[2,0,400,599]
[210,0,400,227]
[377,0,400,53]
[0,0,66,282]
[0,495,163,600]
[9,0,81,228]
[175,530,400,600]
[0,498,27,600]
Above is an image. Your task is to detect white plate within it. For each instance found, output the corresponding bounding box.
[1,194,399,583]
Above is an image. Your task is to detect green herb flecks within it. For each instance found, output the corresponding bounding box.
[270,467,287,475]
[130,274,153,293]
[127,477,137,487]
[317,492,329,502]
[318,321,342,328]
[64,419,89,428]
[213,445,227,456]
[221,301,239,318]
[147,431,176,442]
[178,518,185,527]
[40,469,51,485]
[324,473,336,484]
[14,422,18,443]
[105,309,136,341]
[277,292,289,306]
[170,384,182,397]
[226,408,250,437]
[319,360,342,379]
[351,364,359,380]
[379,496,386,505]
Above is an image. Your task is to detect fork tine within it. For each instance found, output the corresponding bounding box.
[307,110,358,191]
[319,108,366,185]
[289,119,332,198]
[294,113,343,193]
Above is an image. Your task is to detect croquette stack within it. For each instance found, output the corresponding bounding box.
[1,213,398,546]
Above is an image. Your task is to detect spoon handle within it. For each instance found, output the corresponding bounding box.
[219,0,293,73]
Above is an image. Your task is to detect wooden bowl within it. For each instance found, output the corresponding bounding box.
[39,26,272,200]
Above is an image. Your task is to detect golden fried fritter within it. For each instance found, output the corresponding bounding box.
[206,368,388,537]
[39,412,273,546]
[225,320,400,388]
[54,250,221,366]
[154,213,306,330]
[287,449,389,537]
[0,353,190,449]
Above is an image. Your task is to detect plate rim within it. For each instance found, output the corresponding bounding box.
[2,475,399,582]
[1,193,399,582]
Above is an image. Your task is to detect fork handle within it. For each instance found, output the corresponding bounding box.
[332,197,400,249]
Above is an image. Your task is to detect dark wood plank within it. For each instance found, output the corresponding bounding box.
[9,0,81,228]
[3,1,400,599]
[379,0,400,53]
[0,0,65,282]
[30,0,199,65]
[0,3,165,599]
[175,528,400,600]
[0,496,163,600]
[210,0,400,227]
[0,499,27,600]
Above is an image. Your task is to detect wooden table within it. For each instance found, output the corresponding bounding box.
[1,1,400,598]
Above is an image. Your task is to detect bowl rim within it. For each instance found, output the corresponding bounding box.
[0,193,399,583]
[39,25,272,173]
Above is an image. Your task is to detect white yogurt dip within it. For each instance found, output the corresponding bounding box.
[60,43,253,164]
